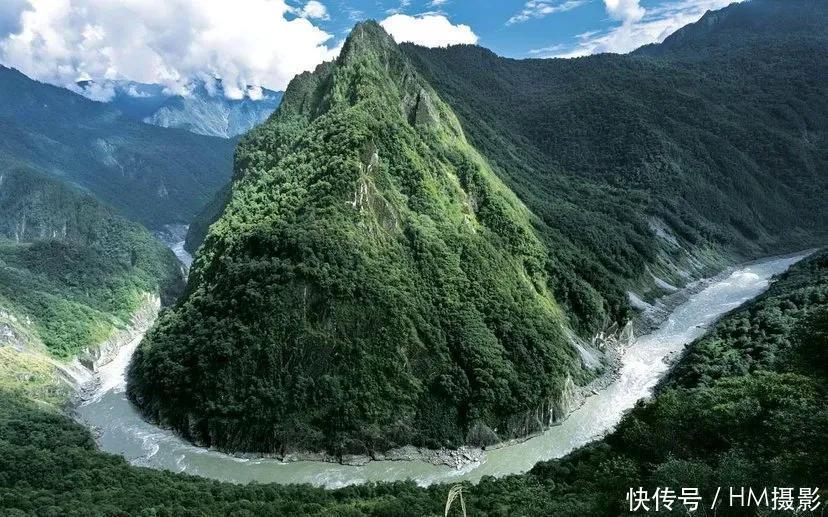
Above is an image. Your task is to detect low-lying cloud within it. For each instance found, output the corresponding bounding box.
[0,0,340,99]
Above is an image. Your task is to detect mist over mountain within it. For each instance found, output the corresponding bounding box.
[78,79,283,139]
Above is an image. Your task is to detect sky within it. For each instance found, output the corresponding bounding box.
[0,0,744,100]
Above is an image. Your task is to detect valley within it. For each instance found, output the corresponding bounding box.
[76,250,809,487]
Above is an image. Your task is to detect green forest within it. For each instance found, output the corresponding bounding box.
[403,0,827,323]
[129,21,594,455]
[1,249,825,515]
[0,0,825,514]
[0,168,183,358]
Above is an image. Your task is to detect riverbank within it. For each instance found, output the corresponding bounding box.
[73,251,810,487]
[69,252,723,471]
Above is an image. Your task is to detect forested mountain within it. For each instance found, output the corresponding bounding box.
[402,0,827,306]
[0,66,234,229]
[80,79,283,138]
[129,21,592,455]
[0,168,183,359]
[132,0,827,458]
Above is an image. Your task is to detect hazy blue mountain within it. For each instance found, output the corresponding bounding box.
[0,66,234,229]
[80,79,283,138]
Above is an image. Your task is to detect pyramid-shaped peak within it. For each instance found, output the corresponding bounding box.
[339,20,399,61]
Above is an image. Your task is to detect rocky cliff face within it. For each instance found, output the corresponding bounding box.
[77,294,160,372]
[144,90,282,138]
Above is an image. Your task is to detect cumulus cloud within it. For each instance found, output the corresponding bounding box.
[507,0,588,25]
[0,0,340,98]
[553,0,746,58]
[604,0,646,23]
[0,0,27,38]
[380,14,478,47]
[295,1,329,20]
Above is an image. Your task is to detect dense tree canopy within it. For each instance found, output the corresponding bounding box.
[0,168,184,358]
[2,250,826,516]
[129,22,592,456]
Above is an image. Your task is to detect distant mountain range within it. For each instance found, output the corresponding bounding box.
[78,79,283,138]
[0,66,235,229]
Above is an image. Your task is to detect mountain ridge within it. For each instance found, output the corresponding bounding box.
[129,20,596,455]
[0,65,234,229]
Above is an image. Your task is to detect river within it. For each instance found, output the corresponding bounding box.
[74,252,808,488]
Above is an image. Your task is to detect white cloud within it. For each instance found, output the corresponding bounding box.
[380,14,478,47]
[507,0,588,25]
[604,0,645,23]
[528,43,567,55]
[428,0,449,6]
[296,1,328,20]
[554,0,746,58]
[0,0,340,98]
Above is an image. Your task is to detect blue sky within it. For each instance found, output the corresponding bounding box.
[0,0,742,98]
[301,0,743,58]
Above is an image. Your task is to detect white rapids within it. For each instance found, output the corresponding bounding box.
[74,252,808,488]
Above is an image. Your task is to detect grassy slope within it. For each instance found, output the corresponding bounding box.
[0,168,184,359]
[0,66,234,229]
[1,250,824,516]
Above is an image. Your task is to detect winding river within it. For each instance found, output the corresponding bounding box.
[75,252,808,488]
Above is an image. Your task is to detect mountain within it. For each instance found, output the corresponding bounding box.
[0,66,234,229]
[129,21,592,455]
[401,0,827,284]
[635,0,826,57]
[129,0,827,457]
[80,79,284,138]
[0,167,183,359]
